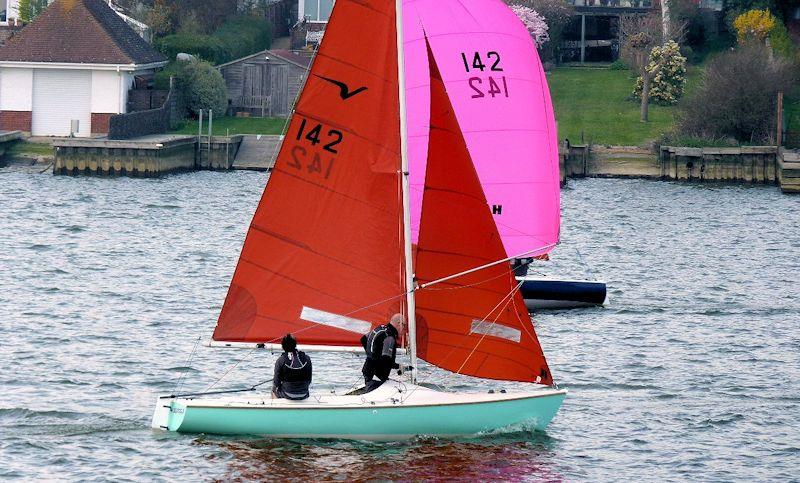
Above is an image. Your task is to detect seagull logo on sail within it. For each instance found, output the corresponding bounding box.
[317,76,368,100]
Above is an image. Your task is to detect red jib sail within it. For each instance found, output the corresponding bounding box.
[213,0,405,346]
[414,41,553,384]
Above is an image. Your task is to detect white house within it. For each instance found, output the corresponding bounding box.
[1,0,20,25]
[292,0,334,48]
[0,0,166,137]
[298,0,334,23]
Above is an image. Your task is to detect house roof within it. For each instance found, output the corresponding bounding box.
[0,0,166,65]
[217,49,314,70]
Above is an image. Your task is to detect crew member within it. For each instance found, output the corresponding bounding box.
[360,313,405,391]
[272,334,312,400]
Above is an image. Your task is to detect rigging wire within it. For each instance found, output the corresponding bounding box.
[573,245,597,279]
[202,346,258,393]
[454,280,523,376]
[172,336,202,395]
[204,254,538,388]
[401,278,525,402]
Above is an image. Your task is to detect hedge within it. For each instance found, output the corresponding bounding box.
[154,15,272,65]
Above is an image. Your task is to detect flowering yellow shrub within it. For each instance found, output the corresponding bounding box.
[733,9,776,42]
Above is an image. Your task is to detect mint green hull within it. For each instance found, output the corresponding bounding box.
[160,392,566,440]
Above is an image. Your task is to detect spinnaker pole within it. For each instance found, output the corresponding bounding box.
[395,0,418,383]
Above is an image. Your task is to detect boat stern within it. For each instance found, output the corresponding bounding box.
[151,396,185,432]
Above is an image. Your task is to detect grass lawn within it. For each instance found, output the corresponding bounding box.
[547,66,702,146]
[170,66,705,146]
[170,116,287,136]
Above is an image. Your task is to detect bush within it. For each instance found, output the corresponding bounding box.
[153,61,181,90]
[610,59,629,70]
[633,41,687,105]
[769,18,798,61]
[659,133,740,148]
[175,60,228,117]
[154,15,272,65]
[214,16,273,61]
[679,45,697,64]
[733,9,776,42]
[155,34,229,64]
[676,44,798,144]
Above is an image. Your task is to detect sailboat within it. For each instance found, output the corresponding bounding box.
[403,0,607,310]
[151,0,566,440]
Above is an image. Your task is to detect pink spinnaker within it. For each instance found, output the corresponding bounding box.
[403,0,561,258]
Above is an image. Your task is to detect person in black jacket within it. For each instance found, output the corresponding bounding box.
[360,314,405,391]
[272,334,312,400]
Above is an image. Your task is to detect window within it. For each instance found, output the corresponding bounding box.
[302,0,334,22]
[1,0,7,23]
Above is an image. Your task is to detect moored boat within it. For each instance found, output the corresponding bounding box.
[518,276,608,310]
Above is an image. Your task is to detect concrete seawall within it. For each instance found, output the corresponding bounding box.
[0,130,23,162]
[562,145,797,193]
[659,146,777,183]
[25,135,800,194]
[196,135,244,170]
[778,149,800,194]
[52,135,243,176]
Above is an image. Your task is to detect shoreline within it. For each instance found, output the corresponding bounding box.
[561,144,799,194]
[3,138,798,194]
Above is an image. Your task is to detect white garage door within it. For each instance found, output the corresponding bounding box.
[32,69,92,137]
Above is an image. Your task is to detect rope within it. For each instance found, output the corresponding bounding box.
[173,336,201,394]
[401,279,524,401]
[573,245,598,279]
[454,280,523,376]
[250,377,275,390]
[203,247,542,390]
[202,346,258,393]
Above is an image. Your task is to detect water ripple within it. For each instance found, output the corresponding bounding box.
[1,173,798,480]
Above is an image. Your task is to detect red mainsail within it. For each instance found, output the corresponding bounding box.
[213,0,405,346]
[414,41,553,384]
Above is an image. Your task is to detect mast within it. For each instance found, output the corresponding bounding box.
[396,0,418,383]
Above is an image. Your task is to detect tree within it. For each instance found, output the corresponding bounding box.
[633,40,687,105]
[676,43,797,144]
[620,14,662,122]
[18,0,47,23]
[18,0,31,23]
[509,5,549,48]
[661,0,671,42]
[505,0,574,63]
[146,0,173,37]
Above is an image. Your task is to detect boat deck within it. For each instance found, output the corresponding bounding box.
[167,379,562,410]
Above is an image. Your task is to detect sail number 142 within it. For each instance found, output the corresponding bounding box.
[460,51,509,99]
[287,118,341,179]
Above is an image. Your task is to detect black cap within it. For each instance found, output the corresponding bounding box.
[281,333,297,352]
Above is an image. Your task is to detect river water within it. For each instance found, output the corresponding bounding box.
[0,169,798,481]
